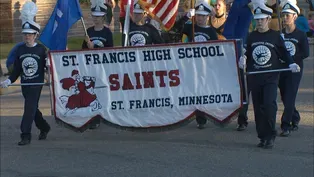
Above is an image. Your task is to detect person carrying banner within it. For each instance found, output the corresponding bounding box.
[0,1,51,146]
[238,2,276,128]
[82,0,113,49]
[82,0,113,129]
[182,1,218,129]
[234,1,281,131]
[278,0,309,136]
[128,0,164,46]
[182,1,218,43]
[238,0,300,149]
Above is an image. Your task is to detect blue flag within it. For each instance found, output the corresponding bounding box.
[39,0,83,50]
[222,0,253,44]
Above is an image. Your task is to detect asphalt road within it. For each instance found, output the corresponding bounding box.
[1,58,313,177]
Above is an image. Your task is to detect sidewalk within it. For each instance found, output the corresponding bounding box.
[0,59,21,95]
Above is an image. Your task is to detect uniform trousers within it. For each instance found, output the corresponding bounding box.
[249,73,279,141]
[278,61,303,130]
[21,85,50,139]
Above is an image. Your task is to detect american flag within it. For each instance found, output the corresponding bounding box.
[139,0,180,31]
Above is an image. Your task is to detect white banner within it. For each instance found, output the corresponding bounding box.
[49,40,242,129]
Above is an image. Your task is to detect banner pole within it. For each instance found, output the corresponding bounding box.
[47,63,54,116]
[9,83,48,86]
[239,40,249,105]
[245,68,292,75]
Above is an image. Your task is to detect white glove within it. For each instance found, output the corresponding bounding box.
[187,9,195,18]
[45,58,50,67]
[242,48,246,55]
[280,33,285,40]
[238,55,247,69]
[0,79,11,88]
[289,63,300,73]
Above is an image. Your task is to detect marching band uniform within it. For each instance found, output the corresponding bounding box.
[82,27,113,49]
[278,0,310,136]
[0,1,50,146]
[128,1,164,46]
[82,0,113,49]
[182,2,218,43]
[82,0,113,129]
[238,0,300,148]
[182,2,218,129]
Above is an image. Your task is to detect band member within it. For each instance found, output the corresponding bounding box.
[278,0,309,136]
[82,0,113,49]
[0,1,51,146]
[82,0,113,129]
[182,1,218,129]
[221,0,253,131]
[128,0,164,46]
[238,0,300,149]
[182,1,218,43]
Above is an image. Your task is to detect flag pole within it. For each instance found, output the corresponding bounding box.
[276,0,282,34]
[191,0,195,42]
[238,39,249,105]
[80,17,88,36]
[123,0,132,47]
